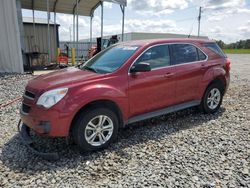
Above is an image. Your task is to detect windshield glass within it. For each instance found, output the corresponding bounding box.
[80,45,140,74]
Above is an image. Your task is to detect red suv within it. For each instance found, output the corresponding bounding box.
[19,39,230,159]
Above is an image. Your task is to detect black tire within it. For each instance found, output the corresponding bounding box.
[72,107,119,152]
[200,82,224,114]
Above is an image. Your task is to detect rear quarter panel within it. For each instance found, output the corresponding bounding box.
[197,45,228,99]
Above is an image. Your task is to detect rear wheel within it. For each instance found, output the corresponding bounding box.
[72,107,119,151]
[200,82,224,113]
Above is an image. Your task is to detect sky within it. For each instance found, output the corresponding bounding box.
[22,0,250,44]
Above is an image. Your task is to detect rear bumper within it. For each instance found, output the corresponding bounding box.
[18,120,60,160]
[224,73,230,94]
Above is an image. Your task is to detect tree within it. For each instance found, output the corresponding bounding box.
[245,39,250,49]
[218,39,250,49]
[216,40,226,49]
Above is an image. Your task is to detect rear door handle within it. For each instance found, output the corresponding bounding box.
[164,73,175,78]
[201,64,206,70]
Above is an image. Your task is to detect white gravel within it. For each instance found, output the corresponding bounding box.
[0,55,249,187]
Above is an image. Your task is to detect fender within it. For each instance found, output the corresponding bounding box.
[63,84,129,134]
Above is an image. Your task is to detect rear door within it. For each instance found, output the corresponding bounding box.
[170,43,207,104]
[128,44,176,117]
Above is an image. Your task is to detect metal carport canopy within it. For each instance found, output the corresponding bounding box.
[20,0,127,63]
[20,0,127,16]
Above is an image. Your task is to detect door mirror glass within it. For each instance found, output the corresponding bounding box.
[130,63,151,73]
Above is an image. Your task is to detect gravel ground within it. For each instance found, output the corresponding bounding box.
[0,55,249,187]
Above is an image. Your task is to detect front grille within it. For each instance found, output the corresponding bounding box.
[22,103,31,114]
[24,90,35,100]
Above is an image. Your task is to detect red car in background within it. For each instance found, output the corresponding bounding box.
[19,38,230,160]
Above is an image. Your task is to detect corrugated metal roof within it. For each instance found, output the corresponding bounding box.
[20,0,126,16]
[22,17,59,25]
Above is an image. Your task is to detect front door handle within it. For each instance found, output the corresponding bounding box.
[164,73,175,78]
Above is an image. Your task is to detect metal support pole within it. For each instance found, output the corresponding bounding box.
[120,5,125,42]
[101,1,103,49]
[72,12,75,64]
[69,27,72,42]
[90,15,93,48]
[47,0,51,63]
[76,0,79,60]
[54,12,57,62]
[32,9,37,47]
[73,14,75,43]
[54,12,56,43]
[32,0,37,50]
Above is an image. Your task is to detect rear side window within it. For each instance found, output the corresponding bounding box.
[171,44,199,64]
[197,48,207,60]
[205,43,226,57]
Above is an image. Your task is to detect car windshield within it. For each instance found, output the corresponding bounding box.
[80,45,140,74]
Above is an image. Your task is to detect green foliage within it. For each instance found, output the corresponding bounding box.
[216,40,226,49]
[216,39,250,49]
[223,49,250,54]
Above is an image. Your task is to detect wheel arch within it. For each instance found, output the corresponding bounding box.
[70,99,124,134]
[200,76,225,113]
[204,76,226,97]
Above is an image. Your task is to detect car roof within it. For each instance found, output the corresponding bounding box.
[120,38,214,46]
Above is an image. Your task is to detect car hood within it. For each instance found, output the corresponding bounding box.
[26,67,105,92]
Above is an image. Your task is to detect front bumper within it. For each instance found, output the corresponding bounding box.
[20,101,72,137]
[18,120,60,161]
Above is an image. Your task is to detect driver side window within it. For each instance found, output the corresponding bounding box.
[135,45,170,69]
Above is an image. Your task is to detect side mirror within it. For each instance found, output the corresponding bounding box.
[130,63,151,73]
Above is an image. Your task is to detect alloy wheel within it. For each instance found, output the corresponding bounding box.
[207,88,221,110]
[84,115,114,146]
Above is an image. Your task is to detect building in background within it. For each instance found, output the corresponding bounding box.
[75,32,209,60]
[81,32,209,43]
[0,0,206,73]
[111,32,209,41]
[23,17,59,62]
[0,0,23,73]
[0,1,60,73]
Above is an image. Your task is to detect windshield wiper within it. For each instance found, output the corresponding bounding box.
[83,66,98,73]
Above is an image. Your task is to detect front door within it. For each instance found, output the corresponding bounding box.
[128,44,176,117]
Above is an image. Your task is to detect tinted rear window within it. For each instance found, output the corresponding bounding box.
[171,44,199,64]
[205,43,226,57]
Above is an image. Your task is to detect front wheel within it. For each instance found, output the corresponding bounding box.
[200,82,224,114]
[72,107,119,152]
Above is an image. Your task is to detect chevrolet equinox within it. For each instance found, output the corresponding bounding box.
[19,39,230,159]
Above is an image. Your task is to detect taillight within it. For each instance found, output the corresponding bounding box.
[225,58,231,72]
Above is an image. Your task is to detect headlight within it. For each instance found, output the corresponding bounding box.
[37,88,68,109]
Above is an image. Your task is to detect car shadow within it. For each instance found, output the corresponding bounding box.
[1,107,226,173]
